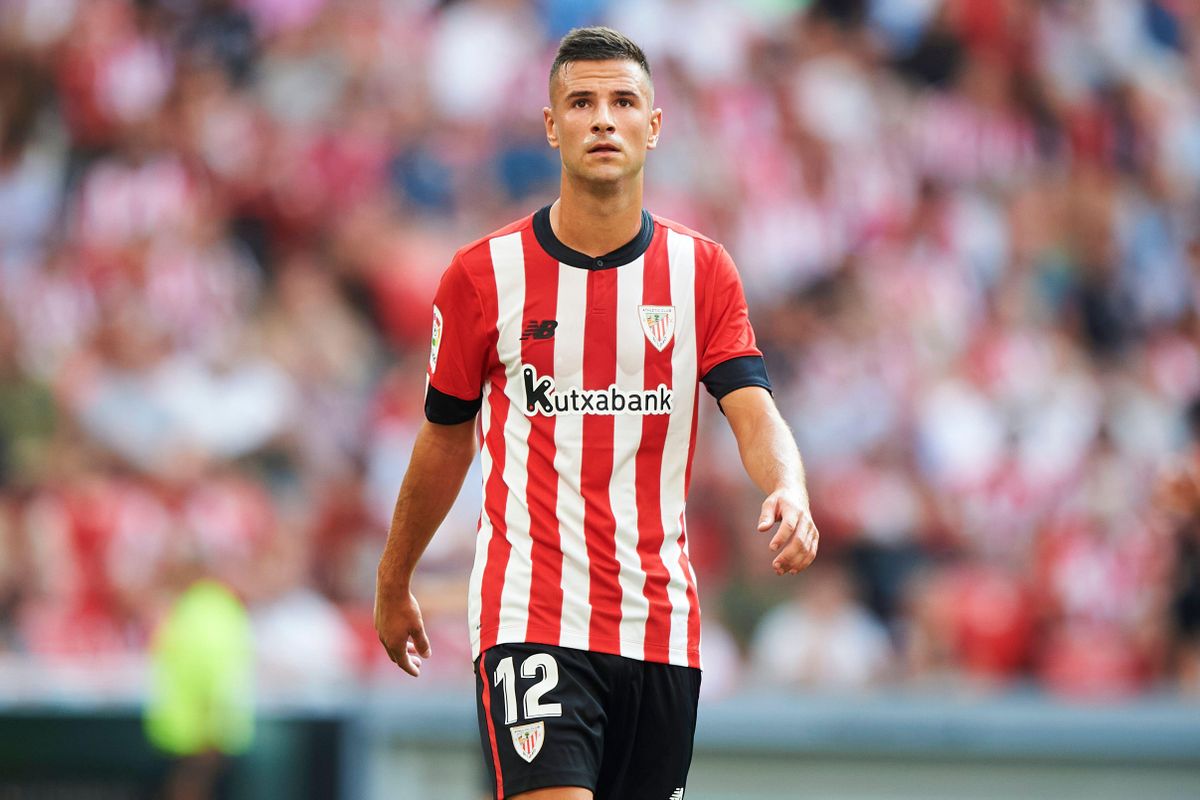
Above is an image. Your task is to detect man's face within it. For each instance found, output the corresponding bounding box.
[544,59,662,187]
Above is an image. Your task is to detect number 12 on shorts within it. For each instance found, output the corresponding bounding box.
[492,653,563,724]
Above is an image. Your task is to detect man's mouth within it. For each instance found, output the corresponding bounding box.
[588,143,620,153]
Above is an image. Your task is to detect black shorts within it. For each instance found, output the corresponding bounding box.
[474,642,701,800]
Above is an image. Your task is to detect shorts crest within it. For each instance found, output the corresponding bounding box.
[510,721,545,763]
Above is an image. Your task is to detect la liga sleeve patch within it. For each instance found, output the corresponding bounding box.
[429,304,443,373]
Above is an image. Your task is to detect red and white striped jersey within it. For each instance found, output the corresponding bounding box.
[425,206,770,668]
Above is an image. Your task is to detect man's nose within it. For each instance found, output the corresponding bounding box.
[591,105,616,133]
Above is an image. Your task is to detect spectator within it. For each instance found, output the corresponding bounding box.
[750,561,892,690]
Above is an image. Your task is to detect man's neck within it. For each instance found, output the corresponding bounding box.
[549,177,645,257]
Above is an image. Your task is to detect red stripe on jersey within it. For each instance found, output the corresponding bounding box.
[478,652,505,798]
[478,264,510,653]
[581,270,623,650]
[520,231,563,643]
[678,512,701,669]
[636,235,675,662]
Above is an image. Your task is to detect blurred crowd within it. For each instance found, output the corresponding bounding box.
[1,0,1199,702]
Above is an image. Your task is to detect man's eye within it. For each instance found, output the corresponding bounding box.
[617,99,632,107]
[573,99,588,108]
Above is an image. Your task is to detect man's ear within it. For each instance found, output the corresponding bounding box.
[544,107,559,149]
[647,108,663,150]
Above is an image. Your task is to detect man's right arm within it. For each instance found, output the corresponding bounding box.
[375,418,476,676]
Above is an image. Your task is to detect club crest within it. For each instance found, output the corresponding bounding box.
[510,721,545,763]
[429,305,443,373]
[639,305,675,352]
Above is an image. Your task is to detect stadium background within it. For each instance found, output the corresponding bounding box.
[1,0,1199,797]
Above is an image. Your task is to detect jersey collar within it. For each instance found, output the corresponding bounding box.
[532,204,655,271]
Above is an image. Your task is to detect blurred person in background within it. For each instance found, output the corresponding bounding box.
[144,553,253,800]
[374,25,817,800]
[1159,397,1200,694]
[0,310,56,487]
[750,559,891,690]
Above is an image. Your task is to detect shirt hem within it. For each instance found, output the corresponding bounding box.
[473,624,699,669]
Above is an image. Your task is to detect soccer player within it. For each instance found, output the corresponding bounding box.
[375,26,818,800]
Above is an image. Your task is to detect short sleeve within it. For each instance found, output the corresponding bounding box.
[425,257,487,424]
[699,246,761,374]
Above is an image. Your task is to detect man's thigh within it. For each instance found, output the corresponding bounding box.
[597,659,701,800]
[475,643,606,799]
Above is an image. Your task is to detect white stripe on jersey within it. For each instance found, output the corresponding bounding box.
[553,264,591,652]
[468,380,493,657]
[491,232,533,642]
[611,256,650,658]
[662,228,698,662]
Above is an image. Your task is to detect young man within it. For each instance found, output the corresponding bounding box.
[375,27,818,800]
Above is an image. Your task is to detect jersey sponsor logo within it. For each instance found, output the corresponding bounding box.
[639,305,675,351]
[520,319,558,341]
[510,721,545,763]
[429,305,444,373]
[521,365,673,417]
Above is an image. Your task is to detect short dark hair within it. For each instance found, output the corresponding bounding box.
[549,27,651,94]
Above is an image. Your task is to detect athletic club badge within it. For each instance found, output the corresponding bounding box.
[510,721,545,763]
[429,305,443,373]
[638,305,675,352]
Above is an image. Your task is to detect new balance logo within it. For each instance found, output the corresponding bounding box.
[520,319,558,340]
[669,789,684,800]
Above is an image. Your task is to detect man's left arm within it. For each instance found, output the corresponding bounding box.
[720,386,818,575]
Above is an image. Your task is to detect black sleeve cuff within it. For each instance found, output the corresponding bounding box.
[425,384,482,424]
[701,355,772,402]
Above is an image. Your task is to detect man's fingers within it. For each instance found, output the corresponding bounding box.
[405,642,424,673]
[772,519,819,574]
[396,649,420,677]
[757,497,779,532]
[758,493,817,574]
[393,640,426,677]
[375,593,431,677]
[768,512,800,551]
[789,536,818,572]
[800,545,818,569]
[392,625,432,677]
[376,629,431,677]
[412,626,432,659]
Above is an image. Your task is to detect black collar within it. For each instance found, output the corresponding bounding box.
[532,204,655,270]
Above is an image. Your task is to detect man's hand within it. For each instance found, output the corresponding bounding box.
[373,419,475,676]
[757,489,819,575]
[374,587,432,677]
[720,385,818,577]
